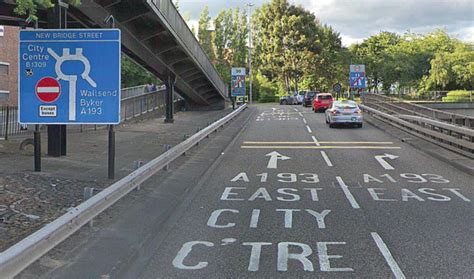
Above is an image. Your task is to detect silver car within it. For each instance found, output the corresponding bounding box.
[325,100,363,128]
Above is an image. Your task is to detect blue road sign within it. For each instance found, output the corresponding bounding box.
[19,29,121,124]
[349,72,366,89]
[349,64,366,89]
[231,67,246,97]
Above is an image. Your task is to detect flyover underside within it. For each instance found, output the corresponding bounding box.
[0,0,227,107]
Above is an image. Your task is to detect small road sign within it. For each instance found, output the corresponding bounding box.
[333,83,342,93]
[19,29,121,124]
[349,64,366,89]
[231,67,246,97]
[36,77,61,103]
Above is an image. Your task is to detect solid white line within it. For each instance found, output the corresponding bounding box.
[37,87,60,93]
[371,232,406,279]
[302,118,307,124]
[311,136,320,146]
[306,125,312,133]
[335,176,360,209]
[320,151,333,167]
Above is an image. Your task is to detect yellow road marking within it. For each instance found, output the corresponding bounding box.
[243,141,394,145]
[241,146,401,149]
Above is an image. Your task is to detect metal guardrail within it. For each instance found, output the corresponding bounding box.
[360,104,474,158]
[363,94,474,128]
[0,104,247,278]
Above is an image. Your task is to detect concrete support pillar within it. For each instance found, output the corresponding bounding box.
[165,75,176,123]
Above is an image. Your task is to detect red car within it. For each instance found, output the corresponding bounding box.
[313,93,334,112]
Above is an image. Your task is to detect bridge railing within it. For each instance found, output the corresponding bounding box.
[150,0,227,99]
[363,94,474,128]
[360,104,474,159]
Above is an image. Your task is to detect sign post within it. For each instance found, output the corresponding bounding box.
[231,68,246,105]
[333,83,342,100]
[19,29,121,176]
[349,64,366,100]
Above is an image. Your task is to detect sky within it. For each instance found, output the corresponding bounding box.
[177,0,474,46]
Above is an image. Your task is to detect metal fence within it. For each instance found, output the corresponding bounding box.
[0,87,180,139]
[0,106,30,140]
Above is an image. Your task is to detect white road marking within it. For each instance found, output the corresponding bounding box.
[375,153,399,170]
[306,125,312,133]
[320,151,333,167]
[298,112,303,117]
[293,108,298,112]
[311,136,320,146]
[302,118,307,124]
[266,151,291,169]
[335,176,360,209]
[371,232,406,279]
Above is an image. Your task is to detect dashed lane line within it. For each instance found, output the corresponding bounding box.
[320,151,333,167]
[371,232,406,279]
[302,118,307,124]
[306,125,313,133]
[311,136,320,146]
[335,176,361,209]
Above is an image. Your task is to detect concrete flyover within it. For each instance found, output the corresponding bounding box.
[0,0,228,109]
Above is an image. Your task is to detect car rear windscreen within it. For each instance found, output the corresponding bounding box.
[319,95,332,100]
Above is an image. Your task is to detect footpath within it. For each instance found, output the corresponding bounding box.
[0,108,231,251]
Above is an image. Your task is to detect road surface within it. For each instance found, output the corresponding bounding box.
[37,104,473,278]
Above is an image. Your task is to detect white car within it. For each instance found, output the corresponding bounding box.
[325,100,363,128]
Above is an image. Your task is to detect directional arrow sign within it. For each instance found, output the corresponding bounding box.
[374,153,399,170]
[266,151,291,169]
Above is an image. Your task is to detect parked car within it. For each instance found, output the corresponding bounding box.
[325,100,363,128]
[279,94,297,105]
[303,91,317,107]
[313,93,333,112]
[296,91,305,105]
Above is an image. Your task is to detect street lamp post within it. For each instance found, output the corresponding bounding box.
[246,3,254,105]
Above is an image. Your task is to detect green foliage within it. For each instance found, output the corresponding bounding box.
[121,56,157,88]
[213,8,248,85]
[442,90,473,102]
[198,6,215,61]
[14,0,80,21]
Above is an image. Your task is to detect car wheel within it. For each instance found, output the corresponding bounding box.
[329,123,335,128]
[325,117,329,124]
[358,123,363,128]
[281,100,287,105]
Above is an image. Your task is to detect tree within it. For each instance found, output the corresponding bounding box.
[253,0,321,92]
[212,8,248,85]
[198,6,215,61]
[14,0,80,21]
[349,31,400,92]
[121,56,158,88]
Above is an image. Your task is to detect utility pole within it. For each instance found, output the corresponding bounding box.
[246,3,254,105]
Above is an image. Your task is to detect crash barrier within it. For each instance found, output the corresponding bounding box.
[0,104,247,278]
[363,94,474,128]
[360,104,474,159]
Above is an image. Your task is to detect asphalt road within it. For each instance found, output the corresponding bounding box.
[35,104,473,278]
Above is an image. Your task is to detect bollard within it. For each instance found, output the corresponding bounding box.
[83,187,95,227]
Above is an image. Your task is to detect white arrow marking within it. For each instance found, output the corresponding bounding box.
[266,151,291,169]
[374,153,399,170]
